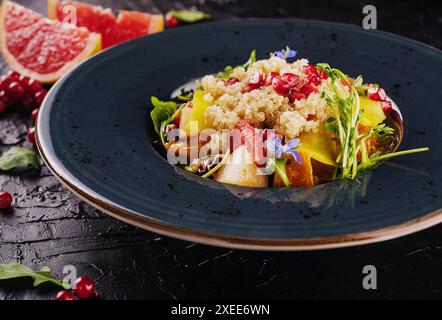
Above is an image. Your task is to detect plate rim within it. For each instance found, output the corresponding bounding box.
[36,18,442,251]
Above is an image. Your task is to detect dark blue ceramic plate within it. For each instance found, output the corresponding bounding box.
[37,20,442,250]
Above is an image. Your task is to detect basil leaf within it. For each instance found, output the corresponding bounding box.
[0,262,68,288]
[0,147,40,171]
[169,10,211,23]
[150,97,177,135]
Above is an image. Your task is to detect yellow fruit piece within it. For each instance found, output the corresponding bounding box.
[297,126,338,166]
[185,90,211,133]
[359,96,386,127]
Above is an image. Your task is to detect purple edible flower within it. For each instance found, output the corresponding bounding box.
[274,48,297,60]
[266,134,301,162]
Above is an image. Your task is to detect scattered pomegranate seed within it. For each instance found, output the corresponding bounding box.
[24,79,44,95]
[243,84,256,93]
[56,290,75,301]
[225,77,239,86]
[165,15,179,28]
[0,90,11,108]
[302,65,318,75]
[367,86,387,101]
[20,94,36,111]
[0,191,13,209]
[34,90,47,106]
[382,101,393,115]
[74,276,96,299]
[272,77,291,95]
[280,73,300,87]
[317,69,329,80]
[249,72,263,85]
[307,74,321,86]
[300,83,316,95]
[289,92,307,102]
[27,127,36,145]
[8,82,26,103]
[6,70,20,82]
[264,72,279,86]
[31,109,39,123]
[0,77,10,91]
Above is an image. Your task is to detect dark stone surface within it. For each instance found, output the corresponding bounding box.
[0,0,441,300]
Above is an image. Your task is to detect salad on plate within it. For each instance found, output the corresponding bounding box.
[150,48,428,188]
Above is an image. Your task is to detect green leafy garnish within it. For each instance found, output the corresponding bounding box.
[159,103,187,145]
[316,63,429,179]
[168,10,211,23]
[0,147,39,171]
[273,158,291,187]
[177,93,194,101]
[0,262,68,288]
[150,97,178,135]
[217,50,256,79]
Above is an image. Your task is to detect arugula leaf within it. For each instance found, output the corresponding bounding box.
[0,262,68,288]
[150,97,177,135]
[159,103,187,145]
[0,147,39,171]
[168,10,211,23]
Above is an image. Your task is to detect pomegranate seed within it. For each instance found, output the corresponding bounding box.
[289,91,307,102]
[56,290,75,301]
[280,73,300,87]
[317,69,329,80]
[367,86,387,101]
[165,15,179,28]
[174,113,181,126]
[6,71,20,82]
[382,101,393,115]
[24,79,44,95]
[27,127,36,145]
[0,191,13,209]
[243,84,256,93]
[249,72,263,86]
[0,78,10,91]
[340,79,351,92]
[8,82,25,102]
[300,84,316,96]
[20,94,36,111]
[31,108,39,123]
[34,90,47,106]
[18,75,30,86]
[264,72,279,86]
[225,77,239,86]
[302,65,318,75]
[0,90,11,109]
[74,276,96,299]
[272,77,291,95]
[307,75,321,86]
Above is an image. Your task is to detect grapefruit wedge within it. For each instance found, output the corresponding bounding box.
[48,0,164,49]
[0,0,101,83]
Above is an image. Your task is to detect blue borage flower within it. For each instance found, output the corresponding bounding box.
[266,134,301,162]
[273,47,297,60]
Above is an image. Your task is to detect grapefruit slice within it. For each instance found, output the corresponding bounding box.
[0,0,101,83]
[48,0,164,49]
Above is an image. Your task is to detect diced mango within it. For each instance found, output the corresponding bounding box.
[359,96,386,127]
[184,90,211,133]
[297,126,338,166]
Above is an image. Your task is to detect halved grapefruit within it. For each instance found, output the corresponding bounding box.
[48,0,164,49]
[0,0,101,83]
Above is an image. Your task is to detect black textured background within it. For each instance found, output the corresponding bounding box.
[0,0,441,300]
